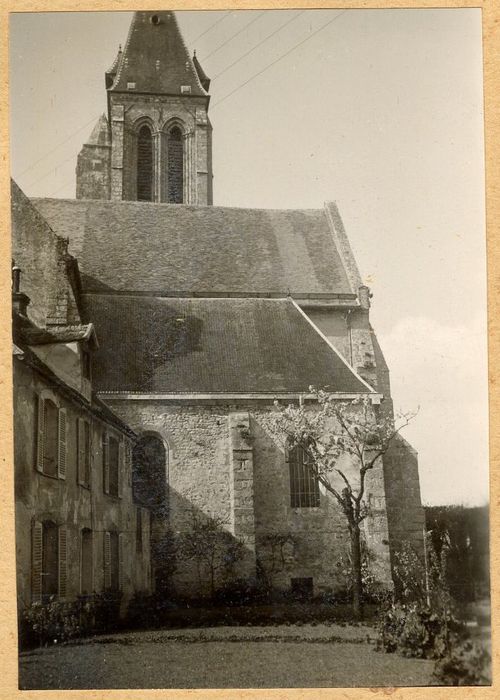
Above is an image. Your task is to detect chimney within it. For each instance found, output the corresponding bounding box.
[12,262,30,318]
[358,285,372,310]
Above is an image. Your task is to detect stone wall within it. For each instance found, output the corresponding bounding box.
[76,144,111,200]
[11,181,81,329]
[103,398,393,598]
[108,93,213,204]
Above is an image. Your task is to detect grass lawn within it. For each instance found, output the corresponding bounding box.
[19,624,435,689]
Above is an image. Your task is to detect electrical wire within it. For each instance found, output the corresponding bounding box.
[201,11,266,62]
[191,11,232,44]
[212,10,347,110]
[16,112,102,178]
[212,10,305,81]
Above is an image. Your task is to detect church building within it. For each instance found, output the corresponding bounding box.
[16,10,424,602]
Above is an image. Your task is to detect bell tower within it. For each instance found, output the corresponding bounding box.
[76,11,213,205]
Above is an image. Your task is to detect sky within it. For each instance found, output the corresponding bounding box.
[9,9,488,506]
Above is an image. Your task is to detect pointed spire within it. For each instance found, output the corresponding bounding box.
[105,44,123,89]
[108,11,208,96]
[192,50,211,92]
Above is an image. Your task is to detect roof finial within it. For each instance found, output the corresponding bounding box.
[119,44,122,52]
[193,49,197,57]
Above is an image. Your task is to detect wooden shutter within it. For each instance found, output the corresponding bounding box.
[118,533,124,591]
[58,526,67,598]
[118,441,124,498]
[126,442,132,487]
[32,521,43,602]
[103,433,109,494]
[103,532,111,589]
[77,418,85,485]
[57,408,67,480]
[36,396,45,473]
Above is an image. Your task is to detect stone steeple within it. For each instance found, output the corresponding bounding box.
[76,11,213,205]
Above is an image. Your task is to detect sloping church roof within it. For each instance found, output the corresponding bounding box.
[107,11,207,96]
[31,198,357,296]
[83,295,372,394]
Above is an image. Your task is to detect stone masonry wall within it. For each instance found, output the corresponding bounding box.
[104,399,393,598]
[11,181,81,329]
[304,304,425,573]
[76,144,111,200]
[108,93,212,204]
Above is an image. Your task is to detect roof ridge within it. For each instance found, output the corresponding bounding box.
[30,196,325,214]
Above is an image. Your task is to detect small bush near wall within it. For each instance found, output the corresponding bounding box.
[19,592,123,650]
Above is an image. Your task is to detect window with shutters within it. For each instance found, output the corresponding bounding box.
[137,125,153,202]
[32,521,67,601]
[80,528,93,595]
[136,508,143,555]
[36,395,66,479]
[42,399,58,477]
[104,531,120,591]
[288,443,320,508]
[167,126,183,203]
[77,417,91,488]
[108,435,120,497]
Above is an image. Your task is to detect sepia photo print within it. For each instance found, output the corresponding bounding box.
[8,7,490,690]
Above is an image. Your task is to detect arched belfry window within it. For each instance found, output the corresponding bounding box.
[167,126,184,203]
[137,125,153,202]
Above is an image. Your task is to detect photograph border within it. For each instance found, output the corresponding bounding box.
[0,1,498,698]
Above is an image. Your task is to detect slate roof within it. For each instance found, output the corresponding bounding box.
[83,295,371,394]
[31,198,354,296]
[108,11,207,97]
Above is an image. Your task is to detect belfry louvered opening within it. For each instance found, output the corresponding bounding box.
[167,126,183,203]
[137,125,153,202]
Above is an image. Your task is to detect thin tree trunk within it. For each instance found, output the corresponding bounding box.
[350,523,364,620]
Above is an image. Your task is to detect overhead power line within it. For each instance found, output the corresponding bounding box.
[212,10,348,110]
[191,11,232,44]
[212,10,305,81]
[201,11,266,62]
[26,150,79,190]
[16,112,101,179]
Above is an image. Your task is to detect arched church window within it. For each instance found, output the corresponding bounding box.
[137,125,153,202]
[167,126,183,203]
[287,442,320,508]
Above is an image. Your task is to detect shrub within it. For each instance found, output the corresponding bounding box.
[20,592,123,649]
[377,600,467,659]
[21,597,81,647]
[432,639,491,686]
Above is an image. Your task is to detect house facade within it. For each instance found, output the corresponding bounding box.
[12,182,152,611]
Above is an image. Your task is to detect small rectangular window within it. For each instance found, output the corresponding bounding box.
[291,577,314,601]
[82,350,91,381]
[127,81,136,89]
[180,85,191,94]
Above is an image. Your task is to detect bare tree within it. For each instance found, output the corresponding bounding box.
[179,509,244,599]
[271,388,416,618]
